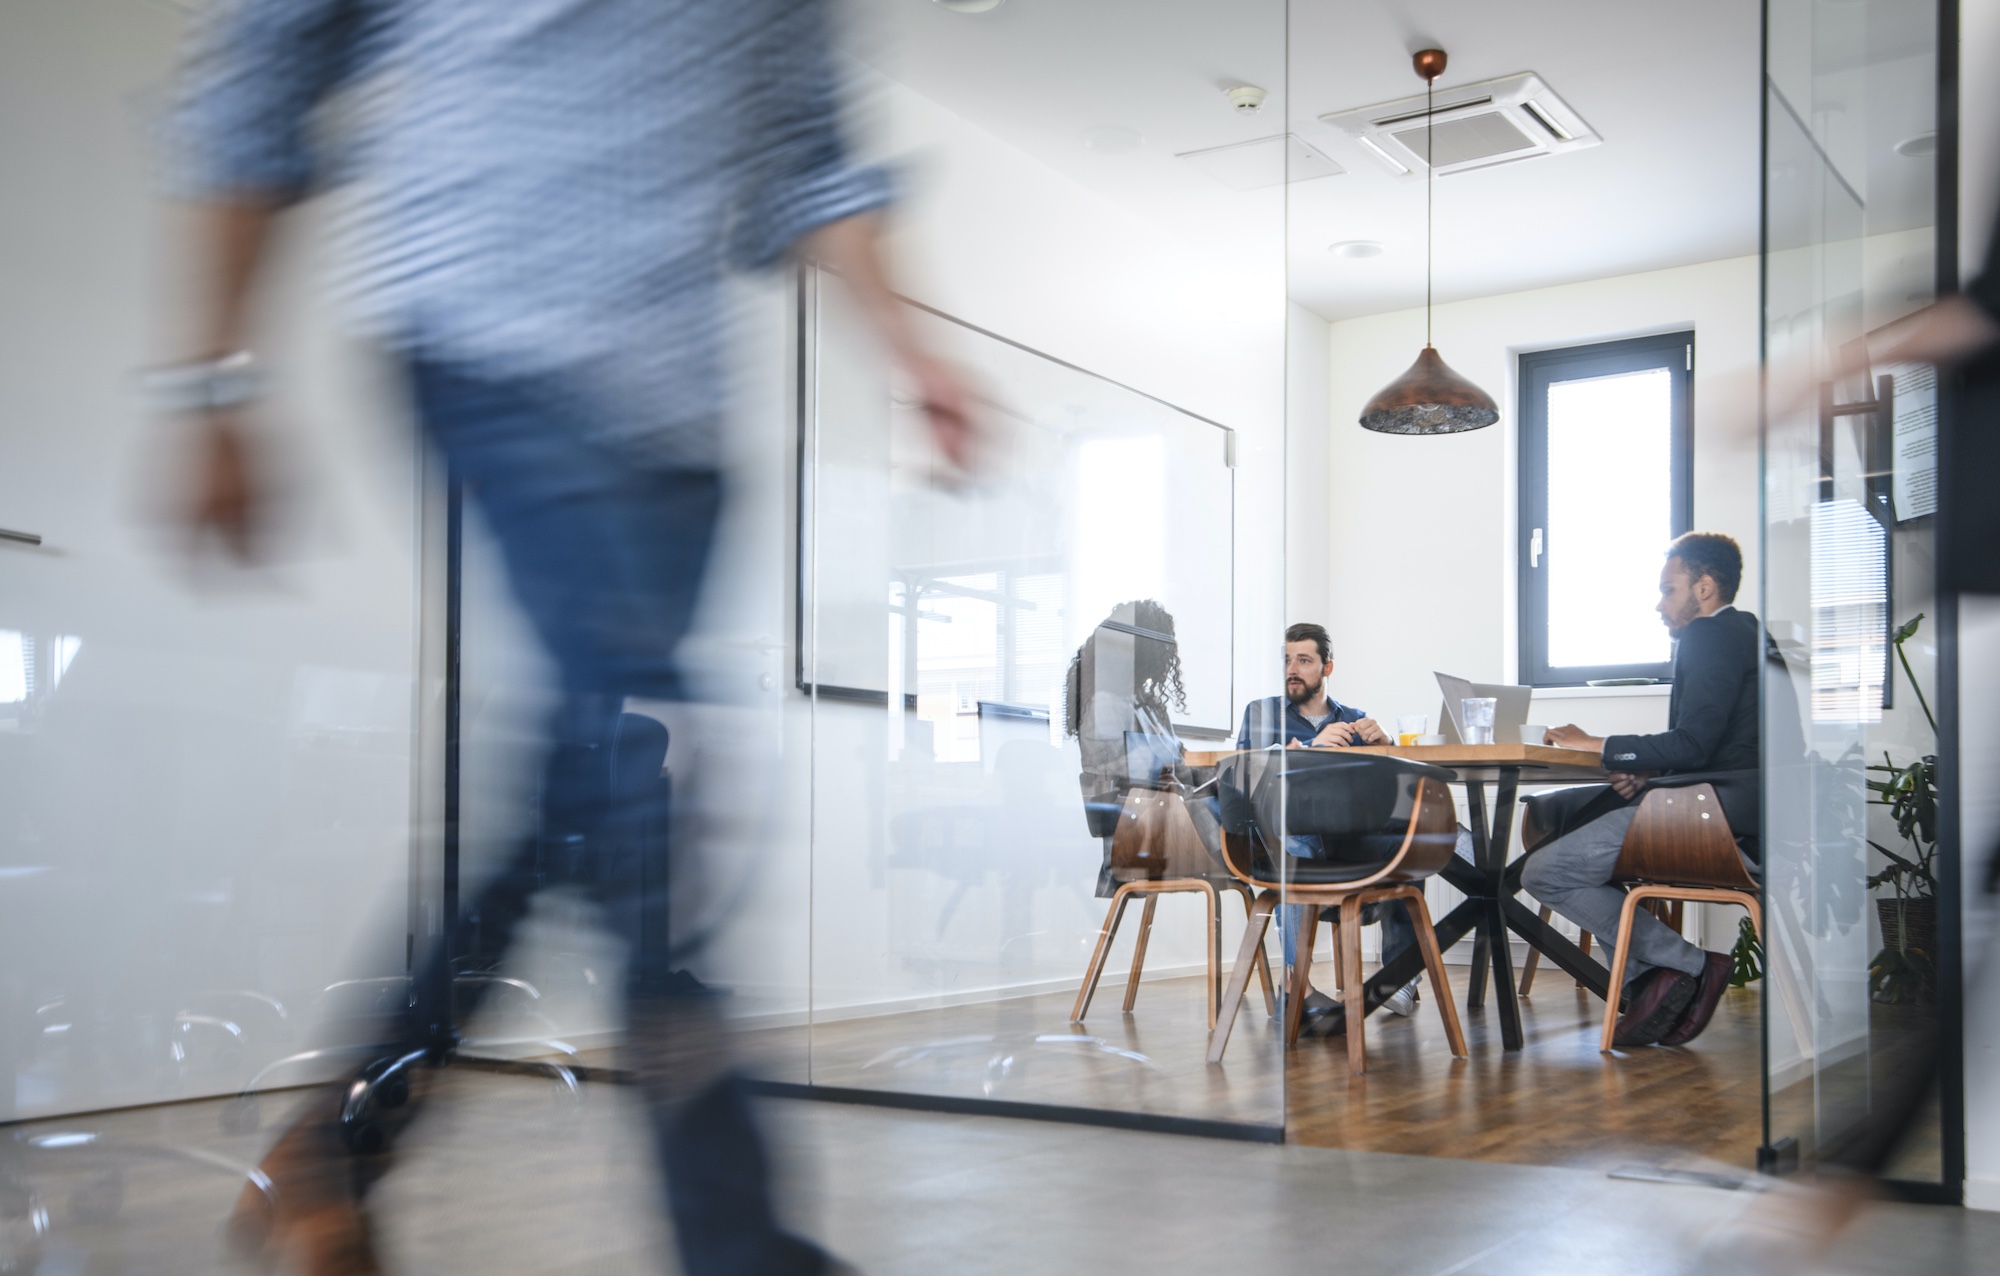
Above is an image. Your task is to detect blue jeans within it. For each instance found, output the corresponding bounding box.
[380,359,826,1276]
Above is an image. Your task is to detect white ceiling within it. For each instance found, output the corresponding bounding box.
[854,0,1765,322]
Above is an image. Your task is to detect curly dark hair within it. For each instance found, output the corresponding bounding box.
[1062,599,1188,738]
[1667,531,1743,603]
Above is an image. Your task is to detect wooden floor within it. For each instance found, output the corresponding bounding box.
[732,961,1768,1174]
[1284,966,1764,1173]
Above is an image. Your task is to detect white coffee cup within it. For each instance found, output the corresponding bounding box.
[1415,734,1446,746]
[1519,724,1549,745]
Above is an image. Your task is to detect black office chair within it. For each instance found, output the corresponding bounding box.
[1207,749,1468,1074]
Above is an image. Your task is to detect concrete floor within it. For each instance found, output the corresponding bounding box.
[3,1070,1992,1275]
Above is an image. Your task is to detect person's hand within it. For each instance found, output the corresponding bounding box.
[1544,723,1604,754]
[184,410,266,563]
[905,350,979,473]
[1351,717,1390,745]
[1285,737,1303,750]
[1608,771,1653,799]
[1873,294,2000,369]
[1312,720,1358,747]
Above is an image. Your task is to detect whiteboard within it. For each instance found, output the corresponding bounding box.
[798,268,1235,734]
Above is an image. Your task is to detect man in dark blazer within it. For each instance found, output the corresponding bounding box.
[1520,532,1759,1049]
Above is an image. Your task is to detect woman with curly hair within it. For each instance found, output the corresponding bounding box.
[1064,599,1188,897]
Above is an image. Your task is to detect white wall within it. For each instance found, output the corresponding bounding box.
[1287,302,1333,629]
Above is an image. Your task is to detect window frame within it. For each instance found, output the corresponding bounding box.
[1517,330,1695,688]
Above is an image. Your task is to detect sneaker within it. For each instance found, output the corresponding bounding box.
[1383,980,1421,1018]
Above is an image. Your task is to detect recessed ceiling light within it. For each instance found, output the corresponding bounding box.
[1329,240,1385,259]
[934,0,1005,11]
[1896,131,1938,157]
[1082,125,1143,154]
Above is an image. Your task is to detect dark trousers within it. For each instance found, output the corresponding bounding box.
[369,359,824,1276]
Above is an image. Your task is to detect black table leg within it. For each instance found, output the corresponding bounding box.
[1462,780,1491,1009]
[1483,771,1524,1049]
[1503,896,1611,1001]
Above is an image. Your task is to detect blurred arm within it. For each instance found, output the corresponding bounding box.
[168,0,367,558]
[802,215,972,468]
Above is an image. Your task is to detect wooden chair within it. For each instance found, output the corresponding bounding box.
[1206,751,1468,1075]
[1596,781,1761,1052]
[1071,779,1276,1029]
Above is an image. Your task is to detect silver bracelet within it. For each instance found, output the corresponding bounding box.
[141,351,265,415]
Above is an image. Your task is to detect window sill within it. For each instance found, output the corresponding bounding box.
[1529,683,1672,700]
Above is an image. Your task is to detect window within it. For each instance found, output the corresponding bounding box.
[1518,332,1693,686]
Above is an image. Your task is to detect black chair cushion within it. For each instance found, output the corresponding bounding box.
[1216,749,1455,885]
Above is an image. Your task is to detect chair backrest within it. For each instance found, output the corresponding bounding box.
[1613,782,1757,890]
[1213,750,1459,892]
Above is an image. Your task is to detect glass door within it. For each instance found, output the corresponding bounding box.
[1761,0,1947,1184]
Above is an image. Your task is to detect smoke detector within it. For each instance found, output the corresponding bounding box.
[933,0,1004,11]
[1320,71,1599,178]
[1225,85,1267,115]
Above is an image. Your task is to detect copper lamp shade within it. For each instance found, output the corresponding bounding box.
[1357,46,1500,436]
[1358,345,1499,435]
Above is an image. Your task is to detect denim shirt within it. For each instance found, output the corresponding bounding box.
[173,0,891,467]
[1234,695,1366,750]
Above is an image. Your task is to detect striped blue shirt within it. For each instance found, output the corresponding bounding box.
[174,0,892,465]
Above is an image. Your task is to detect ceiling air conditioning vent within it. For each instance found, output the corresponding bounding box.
[1319,72,1598,178]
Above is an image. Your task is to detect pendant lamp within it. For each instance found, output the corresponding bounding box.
[1358,48,1499,435]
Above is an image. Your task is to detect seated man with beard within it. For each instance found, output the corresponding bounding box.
[1236,623,1418,1034]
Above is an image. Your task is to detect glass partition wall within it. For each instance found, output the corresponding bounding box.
[1762,0,1951,1185]
[449,1,1293,1132]
[798,0,1290,1129]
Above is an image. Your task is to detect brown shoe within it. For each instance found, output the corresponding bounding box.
[1659,951,1734,1046]
[226,1107,384,1276]
[1611,967,1698,1047]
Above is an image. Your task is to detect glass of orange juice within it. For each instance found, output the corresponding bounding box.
[1396,714,1427,747]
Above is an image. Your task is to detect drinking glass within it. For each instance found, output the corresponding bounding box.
[1461,697,1497,745]
[1396,714,1427,747]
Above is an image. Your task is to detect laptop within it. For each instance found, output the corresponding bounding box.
[1433,673,1533,745]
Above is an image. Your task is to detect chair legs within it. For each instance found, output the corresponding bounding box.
[1519,903,1594,996]
[1231,884,1278,1016]
[1120,895,1160,1013]
[1401,886,1468,1060]
[1208,890,1277,1064]
[1283,908,1318,1046]
[1599,886,1762,1052]
[1073,879,1230,1027]
[1339,896,1367,1072]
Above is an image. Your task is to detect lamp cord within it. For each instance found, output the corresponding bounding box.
[1426,74,1433,348]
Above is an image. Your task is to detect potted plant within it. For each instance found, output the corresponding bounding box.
[1867,614,1939,1006]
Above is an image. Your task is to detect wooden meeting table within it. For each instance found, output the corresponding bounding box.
[1184,742,1613,1051]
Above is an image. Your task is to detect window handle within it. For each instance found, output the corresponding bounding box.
[1529,527,1543,568]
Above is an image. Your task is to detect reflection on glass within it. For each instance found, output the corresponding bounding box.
[1545,367,1673,669]
[1762,0,1943,1183]
[805,269,1279,1126]
[1809,498,1888,724]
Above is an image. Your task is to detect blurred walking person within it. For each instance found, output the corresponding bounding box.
[159,1,972,1272]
